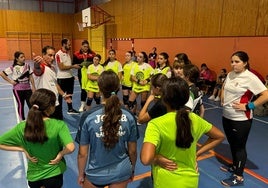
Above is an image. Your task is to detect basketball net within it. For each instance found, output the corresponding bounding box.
[77,22,84,31]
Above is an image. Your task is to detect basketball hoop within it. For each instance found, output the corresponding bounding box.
[77,22,84,31]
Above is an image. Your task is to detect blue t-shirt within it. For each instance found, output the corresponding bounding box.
[76,105,138,185]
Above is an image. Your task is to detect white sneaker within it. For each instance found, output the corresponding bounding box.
[208,95,215,100]
[214,96,220,101]
[79,102,86,112]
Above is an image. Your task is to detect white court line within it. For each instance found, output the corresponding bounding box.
[205,106,220,110]
[253,117,268,125]
[203,101,268,125]
[0,97,13,100]
[12,95,30,188]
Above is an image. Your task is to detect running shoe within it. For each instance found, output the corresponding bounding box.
[208,95,215,100]
[221,174,244,186]
[214,96,221,101]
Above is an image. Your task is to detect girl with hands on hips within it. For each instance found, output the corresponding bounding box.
[0,88,75,188]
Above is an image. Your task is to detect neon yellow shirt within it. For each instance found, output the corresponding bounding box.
[85,64,104,92]
[154,66,171,77]
[144,112,212,188]
[104,60,123,75]
[122,61,136,87]
[81,66,88,89]
[131,63,154,93]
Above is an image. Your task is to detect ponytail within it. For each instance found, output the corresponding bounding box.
[102,94,122,149]
[175,108,193,148]
[98,70,121,149]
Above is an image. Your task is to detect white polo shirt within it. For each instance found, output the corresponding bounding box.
[55,49,73,79]
[223,69,267,121]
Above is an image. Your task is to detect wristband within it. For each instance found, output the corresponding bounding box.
[245,104,250,111]
[247,102,255,110]
[62,92,67,98]
[146,78,150,83]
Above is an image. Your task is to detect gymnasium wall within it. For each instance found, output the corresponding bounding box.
[100,0,268,38]
[99,0,268,77]
[106,37,268,78]
[0,9,87,60]
[0,0,268,77]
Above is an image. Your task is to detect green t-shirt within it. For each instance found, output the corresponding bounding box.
[0,119,73,181]
[144,112,212,188]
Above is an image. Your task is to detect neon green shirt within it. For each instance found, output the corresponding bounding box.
[154,66,171,77]
[144,112,212,188]
[122,61,136,87]
[85,64,104,92]
[104,60,123,75]
[81,66,88,89]
[0,119,73,182]
[131,63,154,93]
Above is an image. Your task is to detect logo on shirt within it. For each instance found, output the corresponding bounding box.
[96,125,126,138]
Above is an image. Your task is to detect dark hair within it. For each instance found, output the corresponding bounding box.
[98,70,122,149]
[13,51,24,66]
[151,73,168,88]
[82,40,89,45]
[109,49,116,55]
[183,64,200,84]
[162,77,193,148]
[42,46,55,55]
[80,39,94,54]
[140,51,148,63]
[127,51,133,57]
[103,49,116,67]
[95,54,101,61]
[222,68,227,73]
[24,88,56,144]
[123,51,134,67]
[61,38,69,46]
[175,53,191,64]
[231,51,249,69]
[201,63,207,68]
[157,52,170,68]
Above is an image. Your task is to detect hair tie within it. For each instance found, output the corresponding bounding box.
[111,92,116,95]
[33,104,39,110]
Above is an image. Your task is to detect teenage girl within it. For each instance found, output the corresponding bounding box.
[103,49,123,81]
[0,88,75,188]
[220,51,268,186]
[77,71,138,188]
[84,54,104,111]
[121,51,136,108]
[128,51,154,114]
[141,77,224,188]
[154,52,171,78]
[138,73,168,124]
[0,51,35,120]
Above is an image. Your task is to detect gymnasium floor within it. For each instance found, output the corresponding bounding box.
[0,61,268,188]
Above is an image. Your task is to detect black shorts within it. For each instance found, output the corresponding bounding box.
[92,182,111,188]
[122,85,132,90]
[28,174,63,188]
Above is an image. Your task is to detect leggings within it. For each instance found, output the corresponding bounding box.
[13,89,32,120]
[222,117,252,176]
[28,174,63,188]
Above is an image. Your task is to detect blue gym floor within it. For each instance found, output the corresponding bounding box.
[0,61,268,188]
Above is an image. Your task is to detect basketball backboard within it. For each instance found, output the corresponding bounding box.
[82,7,91,27]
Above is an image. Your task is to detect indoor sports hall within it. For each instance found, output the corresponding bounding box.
[1,0,268,188]
[1,64,268,188]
